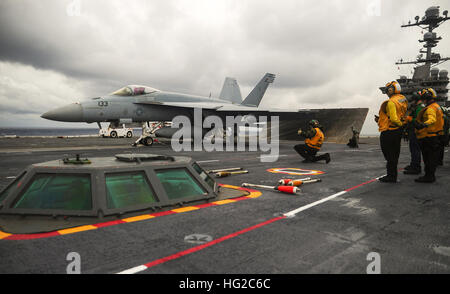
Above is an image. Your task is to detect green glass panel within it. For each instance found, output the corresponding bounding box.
[14,174,92,210]
[0,173,25,203]
[106,172,157,209]
[192,163,215,189]
[156,168,206,200]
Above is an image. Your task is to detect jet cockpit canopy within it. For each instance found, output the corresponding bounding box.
[111,85,159,96]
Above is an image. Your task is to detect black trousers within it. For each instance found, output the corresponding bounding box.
[438,135,445,165]
[294,144,328,162]
[408,126,422,169]
[418,136,441,179]
[380,129,403,179]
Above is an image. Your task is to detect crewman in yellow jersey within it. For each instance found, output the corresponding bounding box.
[413,88,444,183]
[294,119,331,163]
[375,81,408,182]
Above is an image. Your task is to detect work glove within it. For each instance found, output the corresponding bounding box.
[414,121,427,130]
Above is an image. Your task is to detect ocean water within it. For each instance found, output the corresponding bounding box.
[0,128,142,137]
[0,127,376,138]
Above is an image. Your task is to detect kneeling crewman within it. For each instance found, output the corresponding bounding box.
[294,119,331,163]
[414,88,444,183]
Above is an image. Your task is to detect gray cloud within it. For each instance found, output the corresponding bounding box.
[0,0,449,134]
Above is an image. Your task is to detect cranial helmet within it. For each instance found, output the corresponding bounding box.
[421,88,437,100]
[385,81,401,96]
[309,119,320,128]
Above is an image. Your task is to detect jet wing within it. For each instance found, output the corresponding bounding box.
[134,101,223,110]
[134,100,305,113]
[215,105,310,113]
[133,100,368,143]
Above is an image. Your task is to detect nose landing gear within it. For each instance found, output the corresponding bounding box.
[132,122,164,147]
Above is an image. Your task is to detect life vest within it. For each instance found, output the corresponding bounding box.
[378,94,408,132]
[415,102,444,139]
[305,127,324,150]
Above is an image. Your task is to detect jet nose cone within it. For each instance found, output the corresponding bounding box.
[41,103,84,122]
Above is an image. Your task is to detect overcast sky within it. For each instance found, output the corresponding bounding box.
[0,0,449,134]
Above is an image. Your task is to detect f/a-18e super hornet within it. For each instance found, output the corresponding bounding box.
[41,73,369,145]
[42,73,276,145]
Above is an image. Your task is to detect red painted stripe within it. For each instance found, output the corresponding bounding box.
[119,174,387,273]
[93,220,126,228]
[150,211,176,217]
[143,216,285,269]
[5,231,60,240]
[1,185,260,241]
[193,203,217,209]
[345,178,378,192]
[228,196,250,201]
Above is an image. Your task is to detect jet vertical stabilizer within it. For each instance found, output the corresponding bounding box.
[241,73,275,107]
[219,77,242,104]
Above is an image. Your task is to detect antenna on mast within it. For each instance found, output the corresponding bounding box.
[385,6,450,106]
[396,6,450,66]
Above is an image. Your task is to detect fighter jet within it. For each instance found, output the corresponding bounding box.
[41,72,369,145]
[41,73,273,122]
[41,73,275,145]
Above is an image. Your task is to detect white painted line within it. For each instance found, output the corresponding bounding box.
[116,174,383,274]
[375,174,387,180]
[6,176,16,179]
[284,173,386,218]
[258,154,288,158]
[196,160,220,163]
[283,191,347,218]
[116,265,148,274]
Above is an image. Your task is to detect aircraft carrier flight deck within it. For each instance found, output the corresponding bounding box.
[0,136,448,274]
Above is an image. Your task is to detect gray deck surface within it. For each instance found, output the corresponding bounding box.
[0,137,448,274]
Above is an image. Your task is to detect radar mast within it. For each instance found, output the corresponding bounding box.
[395,6,449,106]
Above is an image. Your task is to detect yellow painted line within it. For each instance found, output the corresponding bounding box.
[0,230,12,239]
[0,185,262,241]
[220,184,261,199]
[122,214,155,223]
[212,199,237,205]
[246,191,262,198]
[172,206,200,213]
[58,225,97,235]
